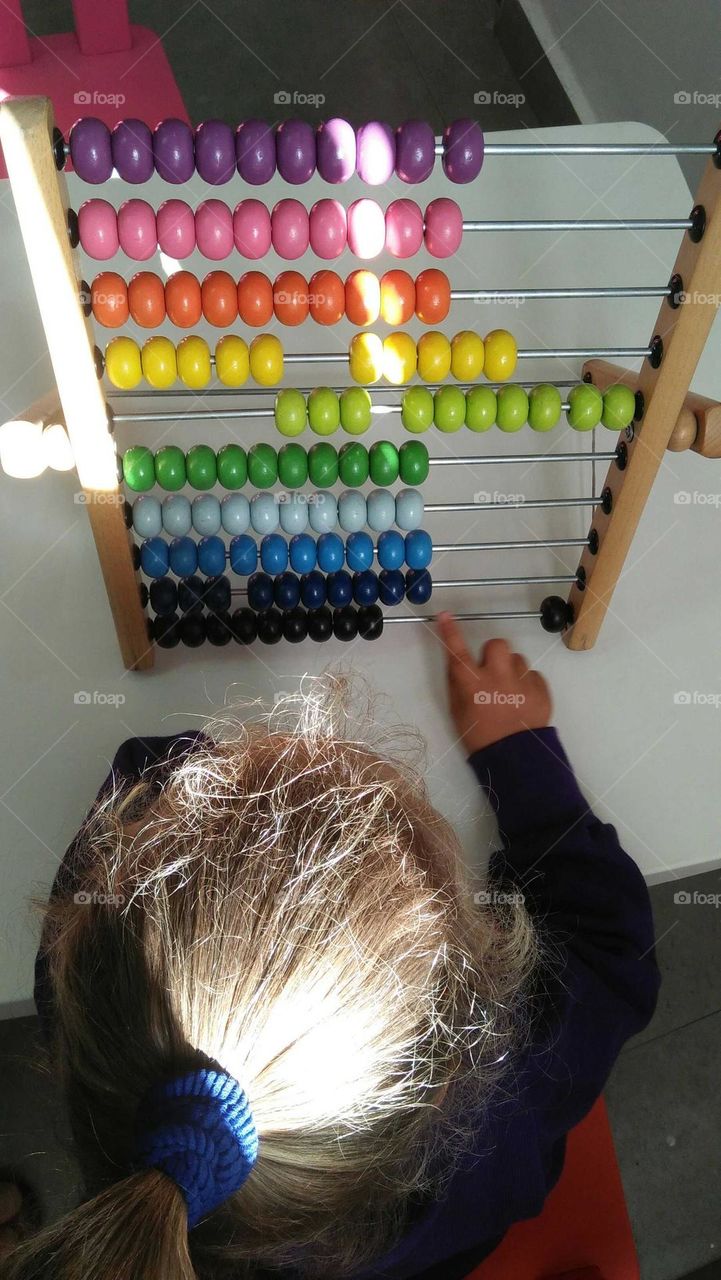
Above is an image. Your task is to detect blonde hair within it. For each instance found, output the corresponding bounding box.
[3,677,537,1280]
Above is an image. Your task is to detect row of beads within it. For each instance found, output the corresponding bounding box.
[78,196,464,261]
[123,438,428,493]
[91,267,453,327]
[69,117,482,186]
[139,527,431,578]
[151,603,385,649]
[401,381,635,433]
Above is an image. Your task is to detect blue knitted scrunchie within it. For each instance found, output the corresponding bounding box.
[135,1066,259,1228]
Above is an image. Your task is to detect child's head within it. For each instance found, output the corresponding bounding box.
[6,680,536,1280]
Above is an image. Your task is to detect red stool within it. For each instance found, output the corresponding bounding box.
[465,1098,638,1280]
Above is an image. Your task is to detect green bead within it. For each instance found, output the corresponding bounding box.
[567,383,603,431]
[401,386,434,434]
[274,388,307,437]
[399,440,429,486]
[369,440,399,486]
[434,385,466,433]
[496,384,529,433]
[340,386,372,435]
[216,443,247,489]
[602,383,636,430]
[185,444,217,490]
[528,384,562,433]
[338,441,369,487]
[277,442,308,488]
[308,442,338,488]
[308,386,340,436]
[465,386,496,433]
[247,442,278,488]
[154,445,186,491]
[122,446,155,492]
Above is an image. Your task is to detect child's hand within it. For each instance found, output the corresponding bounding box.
[437,613,552,754]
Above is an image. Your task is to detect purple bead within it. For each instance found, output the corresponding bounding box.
[69,117,113,183]
[442,118,484,183]
[153,119,195,184]
[111,119,154,183]
[235,119,276,184]
[394,120,435,184]
[194,119,235,184]
[356,121,395,185]
[316,117,356,183]
[276,119,316,184]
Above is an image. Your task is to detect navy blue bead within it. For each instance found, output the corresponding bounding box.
[197,535,226,577]
[178,575,206,612]
[149,577,177,615]
[229,534,258,576]
[247,571,274,612]
[317,531,344,573]
[204,575,231,613]
[377,529,404,570]
[353,569,379,605]
[289,532,316,574]
[345,531,374,572]
[274,571,301,610]
[405,569,433,604]
[169,535,198,577]
[404,529,433,570]
[378,569,405,606]
[141,536,170,579]
[327,569,353,607]
[301,570,327,610]
[261,533,289,575]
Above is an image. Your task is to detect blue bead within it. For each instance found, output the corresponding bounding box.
[141,537,170,579]
[178,575,205,612]
[274,571,301,610]
[353,570,379,605]
[279,492,309,535]
[197,535,226,576]
[229,534,258,576]
[250,492,279,534]
[395,488,424,531]
[308,492,337,533]
[366,489,395,533]
[317,531,344,573]
[133,495,162,538]
[149,577,177,614]
[327,570,353,607]
[346,531,374,572]
[337,490,366,533]
[220,493,250,535]
[405,569,433,604]
[169,536,198,577]
[261,533,289,575]
[301,570,326,609]
[192,493,221,535]
[405,529,433,570]
[162,494,192,536]
[379,569,405,606]
[377,529,404,570]
[247,571,274,612]
[289,533,317,573]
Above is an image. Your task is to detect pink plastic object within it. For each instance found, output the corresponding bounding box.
[195,199,234,260]
[385,199,424,258]
[233,200,272,259]
[156,199,196,258]
[271,198,310,260]
[424,198,463,258]
[117,198,156,259]
[308,198,347,259]
[77,197,118,258]
[347,199,386,260]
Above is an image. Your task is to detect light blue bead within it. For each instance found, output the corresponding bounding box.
[308,491,338,533]
[197,535,226,576]
[250,491,279,534]
[229,534,258,576]
[161,494,192,536]
[346,531,373,572]
[191,493,221,536]
[279,491,309,535]
[317,532,344,573]
[261,533,289,575]
[337,489,367,533]
[289,533,317,573]
[365,488,395,533]
[132,495,162,539]
[140,536,169,579]
[405,529,433,570]
[221,493,250,535]
[377,529,404,570]
[169,536,198,577]
[395,488,424,531]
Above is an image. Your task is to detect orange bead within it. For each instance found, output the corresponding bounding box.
[415,268,451,324]
[309,270,345,325]
[201,270,238,326]
[345,269,380,326]
[165,271,202,327]
[380,269,416,325]
[237,271,274,327]
[91,272,129,327]
[127,271,166,327]
[273,271,310,326]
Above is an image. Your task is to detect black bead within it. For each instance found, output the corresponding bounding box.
[203,574,231,614]
[231,607,258,645]
[178,575,206,613]
[358,604,383,640]
[539,595,571,634]
[153,612,181,648]
[179,612,206,647]
[282,606,308,643]
[333,605,358,642]
[257,608,283,645]
[150,577,178,616]
[206,611,233,646]
[307,606,333,642]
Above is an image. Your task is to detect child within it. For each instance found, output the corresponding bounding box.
[1,616,660,1280]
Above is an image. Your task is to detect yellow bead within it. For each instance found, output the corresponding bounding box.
[105,336,142,390]
[177,335,211,389]
[349,332,384,385]
[451,330,484,381]
[483,329,517,382]
[417,331,452,383]
[141,336,177,389]
[382,332,417,386]
[249,333,284,386]
[215,335,249,387]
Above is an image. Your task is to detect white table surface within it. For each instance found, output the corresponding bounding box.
[2,120,721,1015]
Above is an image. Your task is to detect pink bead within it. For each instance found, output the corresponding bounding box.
[117,199,157,260]
[195,199,234,260]
[308,198,347,259]
[271,198,310,260]
[385,199,424,258]
[233,200,272,259]
[156,199,196,258]
[424,198,463,258]
[77,199,118,260]
[346,199,386,260]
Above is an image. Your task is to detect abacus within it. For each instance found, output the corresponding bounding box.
[2,97,721,670]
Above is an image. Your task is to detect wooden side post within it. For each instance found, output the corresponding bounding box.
[564,145,721,650]
[0,95,153,670]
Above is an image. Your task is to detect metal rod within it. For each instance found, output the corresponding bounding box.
[480,143,715,156]
[453,286,671,301]
[385,610,541,622]
[428,496,599,512]
[107,378,604,404]
[201,345,651,368]
[462,217,692,232]
[429,452,616,466]
[432,575,576,587]
[433,537,588,551]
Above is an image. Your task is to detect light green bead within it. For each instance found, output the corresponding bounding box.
[496,384,529,433]
[401,386,434,434]
[528,383,562,432]
[274,388,307,437]
[601,384,636,430]
[433,385,466,433]
[340,386,372,435]
[567,383,603,431]
[465,386,497,433]
[308,386,340,435]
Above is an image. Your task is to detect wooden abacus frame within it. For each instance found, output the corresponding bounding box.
[3,93,721,670]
